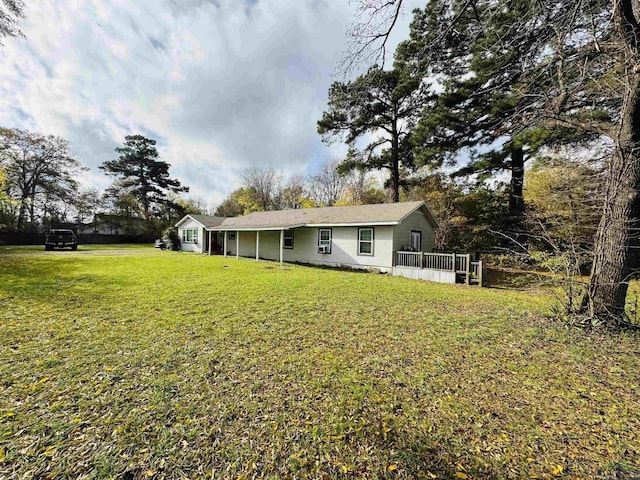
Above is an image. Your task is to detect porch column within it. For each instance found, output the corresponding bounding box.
[223,231,227,258]
[279,229,284,266]
[236,231,240,259]
[256,230,260,261]
[208,231,212,256]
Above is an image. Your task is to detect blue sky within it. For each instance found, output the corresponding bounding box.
[0,0,421,207]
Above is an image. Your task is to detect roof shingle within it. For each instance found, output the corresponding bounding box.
[212,201,435,230]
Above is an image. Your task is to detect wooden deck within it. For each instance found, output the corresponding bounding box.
[393,251,484,286]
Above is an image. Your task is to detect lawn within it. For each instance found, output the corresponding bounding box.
[0,243,152,255]
[0,247,639,479]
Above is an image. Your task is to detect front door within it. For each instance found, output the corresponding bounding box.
[410,231,422,251]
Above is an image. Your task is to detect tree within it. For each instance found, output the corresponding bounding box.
[393,2,590,227]
[0,164,18,229]
[214,189,245,217]
[338,170,389,205]
[318,63,428,202]
[74,187,104,224]
[279,175,313,210]
[525,156,604,250]
[102,183,144,235]
[347,0,640,322]
[100,135,188,221]
[0,128,84,230]
[0,0,24,44]
[240,165,282,211]
[214,187,262,217]
[434,0,640,320]
[174,196,209,215]
[309,158,346,206]
[407,174,510,252]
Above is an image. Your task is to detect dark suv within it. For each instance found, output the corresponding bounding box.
[45,229,78,251]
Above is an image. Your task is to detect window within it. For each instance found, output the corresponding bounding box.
[182,228,197,244]
[410,230,422,251]
[283,230,294,249]
[318,228,332,253]
[228,231,237,241]
[358,227,374,255]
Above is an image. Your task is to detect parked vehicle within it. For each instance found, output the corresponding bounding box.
[45,229,78,251]
[154,239,167,250]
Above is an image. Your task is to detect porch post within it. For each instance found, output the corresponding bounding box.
[256,230,260,261]
[279,229,284,266]
[223,231,227,257]
[236,231,240,259]
[465,253,471,285]
[208,230,212,256]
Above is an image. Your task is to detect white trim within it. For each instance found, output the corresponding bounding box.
[305,221,398,227]
[207,221,397,231]
[318,228,332,254]
[357,227,374,256]
[181,228,198,244]
[176,214,204,228]
[208,224,305,232]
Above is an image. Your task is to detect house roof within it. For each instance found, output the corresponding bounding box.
[175,214,226,228]
[209,201,437,231]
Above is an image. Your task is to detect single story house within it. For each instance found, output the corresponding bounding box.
[175,201,437,272]
[77,220,123,236]
[174,214,226,253]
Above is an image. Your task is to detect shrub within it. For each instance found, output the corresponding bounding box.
[163,227,181,251]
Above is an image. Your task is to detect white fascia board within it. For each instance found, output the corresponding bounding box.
[305,221,399,227]
[207,224,305,231]
[175,215,203,228]
[207,221,400,231]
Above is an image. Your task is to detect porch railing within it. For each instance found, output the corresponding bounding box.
[394,251,484,286]
[395,251,423,268]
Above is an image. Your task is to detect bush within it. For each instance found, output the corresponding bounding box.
[163,227,181,251]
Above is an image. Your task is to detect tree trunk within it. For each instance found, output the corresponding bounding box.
[16,195,27,231]
[508,147,525,223]
[390,112,400,202]
[583,73,640,319]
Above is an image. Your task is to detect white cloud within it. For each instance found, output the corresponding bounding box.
[0,0,421,207]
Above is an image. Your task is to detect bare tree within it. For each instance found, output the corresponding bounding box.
[0,0,24,44]
[279,175,309,210]
[339,0,405,75]
[240,165,282,211]
[309,158,346,206]
[74,187,104,224]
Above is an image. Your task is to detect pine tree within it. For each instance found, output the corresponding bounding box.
[318,64,429,202]
[100,135,188,221]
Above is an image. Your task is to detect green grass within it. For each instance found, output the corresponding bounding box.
[0,243,152,254]
[1,248,639,479]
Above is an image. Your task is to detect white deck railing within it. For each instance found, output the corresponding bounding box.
[394,251,484,286]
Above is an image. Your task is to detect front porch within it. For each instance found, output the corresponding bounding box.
[206,228,290,265]
[393,251,484,286]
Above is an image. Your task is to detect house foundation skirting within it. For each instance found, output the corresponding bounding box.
[391,266,457,284]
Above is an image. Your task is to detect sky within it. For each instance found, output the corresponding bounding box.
[0,0,422,208]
